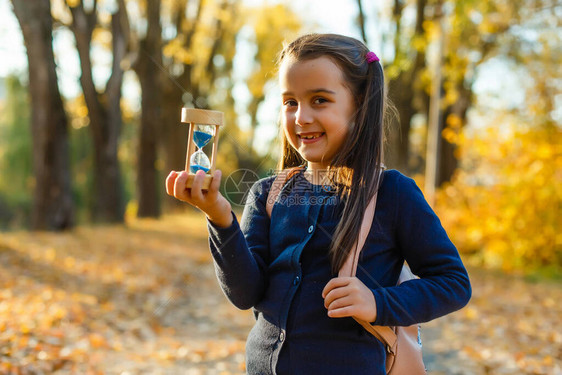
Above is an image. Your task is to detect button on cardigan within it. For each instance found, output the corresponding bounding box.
[207,169,471,375]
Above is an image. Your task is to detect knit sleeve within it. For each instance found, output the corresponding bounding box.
[371,174,471,326]
[207,177,274,310]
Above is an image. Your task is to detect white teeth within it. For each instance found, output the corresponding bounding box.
[300,134,322,139]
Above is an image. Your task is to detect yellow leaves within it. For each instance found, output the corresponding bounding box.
[64,255,76,269]
[442,114,464,144]
[478,19,500,34]
[65,95,90,129]
[444,86,459,106]
[76,102,88,118]
[65,0,80,7]
[447,113,463,129]
[550,331,562,345]
[92,27,113,50]
[261,6,301,39]
[411,35,427,53]
[423,20,440,41]
[424,264,562,373]
[88,333,107,349]
[436,122,562,272]
[20,322,33,335]
[536,144,553,159]
[163,38,194,65]
[463,306,479,320]
[384,64,402,81]
[0,211,253,372]
[247,79,265,99]
[45,247,57,262]
[243,3,301,102]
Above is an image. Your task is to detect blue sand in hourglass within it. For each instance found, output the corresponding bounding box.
[190,130,213,174]
[193,130,213,148]
[189,162,210,174]
[189,150,211,173]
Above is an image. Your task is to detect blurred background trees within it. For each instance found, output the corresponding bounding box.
[10,0,74,230]
[1,0,560,273]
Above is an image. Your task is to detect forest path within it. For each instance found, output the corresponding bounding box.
[0,212,560,374]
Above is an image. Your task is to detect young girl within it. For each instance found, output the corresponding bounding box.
[166,33,471,375]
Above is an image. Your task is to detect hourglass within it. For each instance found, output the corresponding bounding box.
[181,108,224,190]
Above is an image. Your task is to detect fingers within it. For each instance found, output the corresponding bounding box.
[325,287,358,319]
[327,304,357,318]
[323,283,351,309]
[322,277,352,299]
[322,277,377,321]
[323,277,354,315]
[326,295,355,312]
[173,170,190,201]
[166,171,178,196]
[166,169,224,208]
[190,170,206,202]
[207,170,222,199]
[189,169,222,203]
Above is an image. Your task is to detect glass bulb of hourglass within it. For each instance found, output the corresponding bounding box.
[190,124,214,174]
[193,125,213,148]
[189,150,211,173]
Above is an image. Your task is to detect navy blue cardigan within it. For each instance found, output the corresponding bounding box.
[207,169,471,375]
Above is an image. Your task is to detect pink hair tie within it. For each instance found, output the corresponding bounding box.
[366,51,379,63]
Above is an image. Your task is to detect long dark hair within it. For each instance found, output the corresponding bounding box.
[277,33,387,274]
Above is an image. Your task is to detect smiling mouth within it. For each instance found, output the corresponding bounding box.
[298,132,325,140]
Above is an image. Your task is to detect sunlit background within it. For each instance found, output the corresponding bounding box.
[0,0,561,373]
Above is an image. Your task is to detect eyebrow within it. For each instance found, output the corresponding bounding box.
[281,88,337,96]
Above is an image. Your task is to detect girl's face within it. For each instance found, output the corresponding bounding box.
[279,56,356,171]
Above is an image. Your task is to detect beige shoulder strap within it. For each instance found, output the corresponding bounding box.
[266,168,397,350]
[338,195,377,278]
[337,192,398,350]
[266,167,304,217]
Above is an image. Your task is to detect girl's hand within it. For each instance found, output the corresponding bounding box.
[322,277,377,322]
[165,170,233,228]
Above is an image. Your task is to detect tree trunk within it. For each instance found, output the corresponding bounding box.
[355,0,368,43]
[385,0,427,173]
[424,0,445,206]
[160,67,190,211]
[11,0,74,230]
[134,0,162,218]
[68,1,127,223]
[438,83,472,185]
[386,77,416,172]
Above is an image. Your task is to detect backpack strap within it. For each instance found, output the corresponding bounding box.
[338,195,377,278]
[265,167,304,217]
[337,192,398,352]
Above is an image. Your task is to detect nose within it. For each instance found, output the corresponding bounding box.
[295,105,313,126]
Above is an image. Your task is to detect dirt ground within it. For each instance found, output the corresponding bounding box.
[0,212,560,374]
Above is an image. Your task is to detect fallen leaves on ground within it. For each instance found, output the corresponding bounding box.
[0,210,560,374]
[0,211,253,374]
[423,267,562,375]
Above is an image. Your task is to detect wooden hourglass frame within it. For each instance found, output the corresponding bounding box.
[181,108,224,190]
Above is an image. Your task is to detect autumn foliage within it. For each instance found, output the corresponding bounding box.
[436,120,562,273]
[0,213,254,374]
